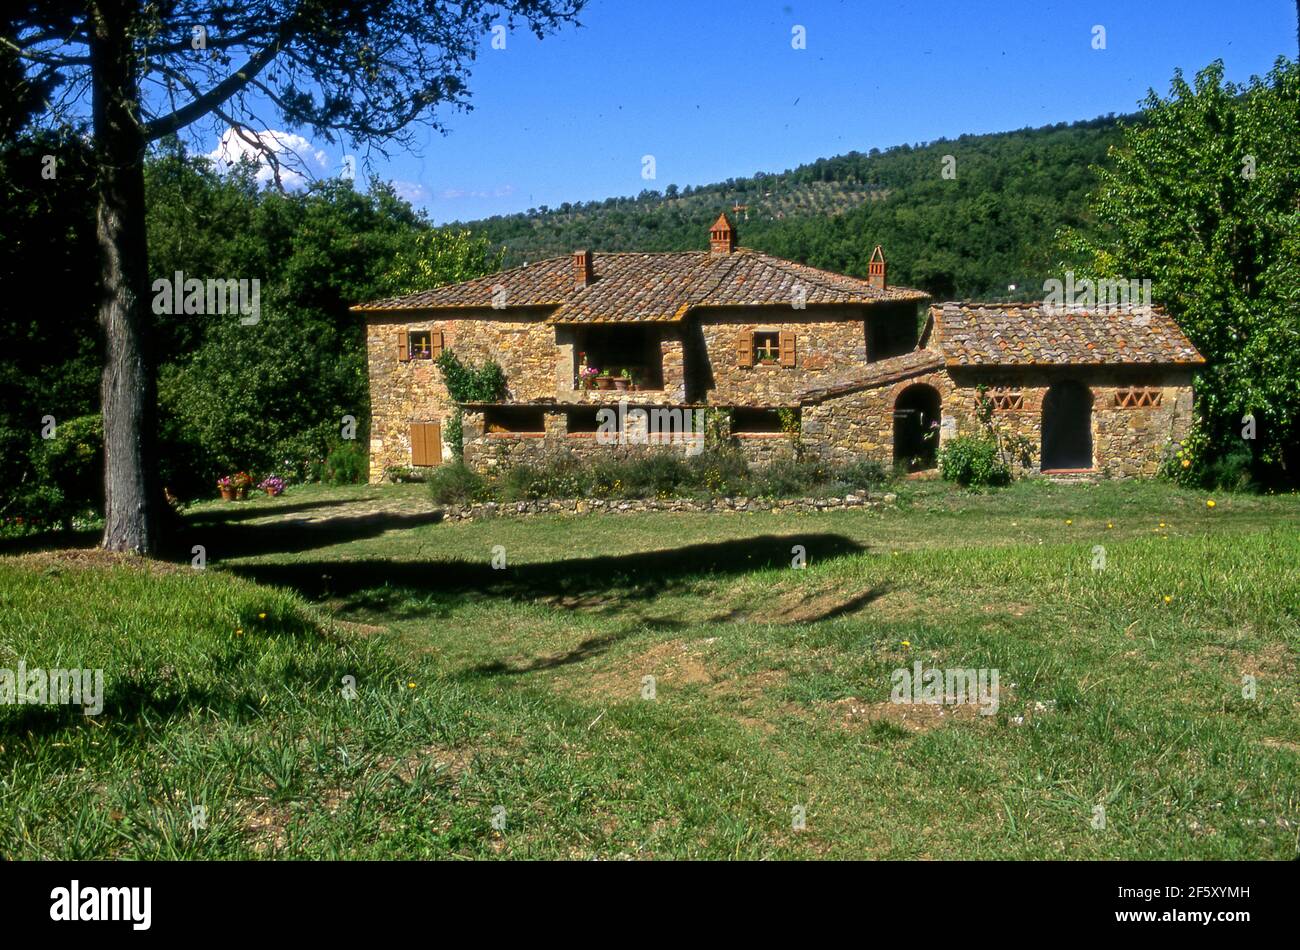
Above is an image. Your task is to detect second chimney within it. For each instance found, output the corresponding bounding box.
[573,249,594,288]
[709,213,736,255]
[868,245,887,290]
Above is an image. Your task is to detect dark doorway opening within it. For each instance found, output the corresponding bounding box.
[1041,381,1093,471]
[893,384,941,472]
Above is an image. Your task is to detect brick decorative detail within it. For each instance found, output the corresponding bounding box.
[988,387,1025,411]
[1114,387,1162,409]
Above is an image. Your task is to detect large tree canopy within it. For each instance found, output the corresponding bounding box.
[2,0,584,554]
[1066,58,1300,486]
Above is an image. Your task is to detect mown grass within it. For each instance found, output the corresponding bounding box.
[1,479,1296,859]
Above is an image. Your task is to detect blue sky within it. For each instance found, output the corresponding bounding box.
[204,0,1297,223]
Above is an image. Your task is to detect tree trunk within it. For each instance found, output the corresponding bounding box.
[91,0,160,555]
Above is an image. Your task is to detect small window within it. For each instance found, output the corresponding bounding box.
[484,406,546,434]
[409,330,434,360]
[753,332,781,365]
[732,408,787,434]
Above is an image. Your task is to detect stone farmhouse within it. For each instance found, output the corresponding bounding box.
[354,214,1203,481]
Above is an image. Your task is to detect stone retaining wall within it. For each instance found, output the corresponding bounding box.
[436,491,898,522]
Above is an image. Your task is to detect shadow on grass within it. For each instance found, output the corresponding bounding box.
[461,632,629,680]
[229,533,868,617]
[174,509,446,560]
[0,528,100,557]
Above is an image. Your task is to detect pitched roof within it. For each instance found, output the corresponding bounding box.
[798,349,946,404]
[932,302,1205,366]
[351,248,928,322]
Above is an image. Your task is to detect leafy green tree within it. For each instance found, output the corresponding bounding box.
[4,0,585,554]
[1065,60,1300,484]
[380,227,504,297]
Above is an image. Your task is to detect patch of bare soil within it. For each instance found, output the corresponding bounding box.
[1260,738,1300,754]
[1196,642,1293,679]
[709,668,791,734]
[564,638,714,701]
[17,549,190,576]
[822,696,991,733]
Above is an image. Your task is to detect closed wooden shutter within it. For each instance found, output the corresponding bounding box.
[737,331,754,368]
[410,423,441,466]
[779,331,796,367]
[397,330,410,362]
[431,330,445,359]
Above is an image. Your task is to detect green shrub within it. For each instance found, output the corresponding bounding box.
[499,457,585,501]
[939,435,1010,488]
[618,453,691,497]
[685,449,750,495]
[833,460,888,489]
[322,441,367,485]
[28,414,104,529]
[427,463,488,504]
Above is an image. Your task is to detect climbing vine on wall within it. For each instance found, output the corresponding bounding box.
[435,350,507,459]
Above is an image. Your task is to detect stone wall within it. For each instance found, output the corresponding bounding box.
[365,309,558,480]
[693,305,871,405]
[462,405,710,471]
[802,368,956,467]
[802,365,1195,477]
[437,490,897,522]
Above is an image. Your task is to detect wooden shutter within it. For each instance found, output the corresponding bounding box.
[397,330,410,362]
[431,330,445,359]
[779,331,796,368]
[410,423,442,466]
[737,331,754,368]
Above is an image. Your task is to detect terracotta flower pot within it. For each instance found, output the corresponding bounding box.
[613,378,630,391]
[596,377,614,390]
[219,486,235,501]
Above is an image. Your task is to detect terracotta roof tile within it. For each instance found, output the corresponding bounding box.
[798,349,946,404]
[932,302,1204,366]
[352,248,928,322]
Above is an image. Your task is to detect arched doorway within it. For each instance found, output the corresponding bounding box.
[893,384,941,472]
[1041,381,1093,471]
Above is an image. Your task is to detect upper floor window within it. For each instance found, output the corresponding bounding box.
[398,329,443,361]
[738,330,796,368]
[754,332,781,364]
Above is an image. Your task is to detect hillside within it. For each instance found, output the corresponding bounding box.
[457,115,1130,301]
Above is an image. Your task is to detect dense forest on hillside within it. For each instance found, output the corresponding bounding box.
[458,115,1129,300]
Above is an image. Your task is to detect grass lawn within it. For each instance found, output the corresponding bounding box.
[1,478,1297,859]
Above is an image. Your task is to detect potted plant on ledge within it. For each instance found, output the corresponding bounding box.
[596,370,614,391]
[614,368,632,392]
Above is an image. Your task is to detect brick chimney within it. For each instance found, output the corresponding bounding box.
[573,249,594,288]
[868,245,886,290]
[709,213,736,255]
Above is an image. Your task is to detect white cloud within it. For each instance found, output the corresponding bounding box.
[391,180,431,203]
[206,127,331,189]
[438,184,515,200]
